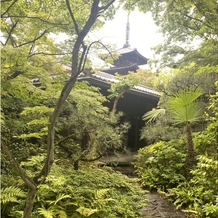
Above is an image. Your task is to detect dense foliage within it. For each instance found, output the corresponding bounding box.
[133,0,218,209]
[127,0,218,74]
[135,83,218,217]
[1,0,218,217]
[134,139,187,190]
[1,160,147,218]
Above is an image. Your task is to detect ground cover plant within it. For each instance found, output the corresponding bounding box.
[1,159,147,218]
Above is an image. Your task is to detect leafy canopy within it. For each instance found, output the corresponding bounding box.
[124,0,218,73]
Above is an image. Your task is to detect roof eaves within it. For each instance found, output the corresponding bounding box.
[79,72,160,97]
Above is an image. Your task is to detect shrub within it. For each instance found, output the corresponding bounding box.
[167,155,218,217]
[134,139,186,190]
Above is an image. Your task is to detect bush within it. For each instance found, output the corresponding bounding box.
[167,155,218,217]
[134,139,186,190]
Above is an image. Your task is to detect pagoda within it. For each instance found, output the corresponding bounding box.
[102,15,148,75]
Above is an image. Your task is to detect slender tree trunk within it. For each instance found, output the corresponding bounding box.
[23,187,37,218]
[1,142,37,218]
[185,122,195,174]
[112,89,127,112]
[2,2,116,217]
[38,0,104,181]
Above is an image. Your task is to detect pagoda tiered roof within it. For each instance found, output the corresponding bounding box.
[113,47,148,66]
[102,47,148,75]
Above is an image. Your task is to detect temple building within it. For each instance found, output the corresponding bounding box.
[78,16,160,151]
[32,16,160,152]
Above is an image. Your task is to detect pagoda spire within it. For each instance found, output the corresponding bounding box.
[123,13,130,48]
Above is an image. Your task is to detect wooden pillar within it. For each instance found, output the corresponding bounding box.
[134,117,138,150]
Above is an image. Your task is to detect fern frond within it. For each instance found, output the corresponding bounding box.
[38,206,54,218]
[76,206,98,217]
[94,189,110,199]
[0,186,26,204]
[54,208,67,218]
[47,193,72,205]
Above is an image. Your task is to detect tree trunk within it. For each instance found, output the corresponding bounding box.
[1,142,37,218]
[38,0,104,181]
[112,89,127,112]
[23,187,37,218]
[2,1,116,217]
[185,122,195,174]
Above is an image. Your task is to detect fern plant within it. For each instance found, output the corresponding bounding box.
[38,193,75,218]
[37,187,114,217]
[1,186,26,217]
[34,163,147,218]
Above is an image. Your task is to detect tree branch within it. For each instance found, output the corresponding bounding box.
[80,153,102,162]
[1,0,18,17]
[2,20,18,46]
[28,52,72,58]
[1,141,36,189]
[1,15,71,28]
[6,70,23,80]
[183,13,215,31]
[112,88,129,112]
[78,45,87,73]
[98,0,116,13]
[16,30,47,48]
[1,0,16,2]
[82,40,116,72]
[65,0,81,41]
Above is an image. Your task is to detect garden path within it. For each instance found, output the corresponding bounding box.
[100,153,187,217]
[139,192,186,218]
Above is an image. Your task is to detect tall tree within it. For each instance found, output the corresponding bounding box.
[124,0,218,74]
[1,0,116,217]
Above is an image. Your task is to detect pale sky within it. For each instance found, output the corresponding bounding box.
[54,8,164,68]
[95,9,164,59]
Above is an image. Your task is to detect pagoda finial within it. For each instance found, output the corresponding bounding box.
[123,13,130,48]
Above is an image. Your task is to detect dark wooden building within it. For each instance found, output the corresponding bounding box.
[78,44,160,151]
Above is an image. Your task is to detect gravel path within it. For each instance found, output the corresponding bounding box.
[139,192,186,218]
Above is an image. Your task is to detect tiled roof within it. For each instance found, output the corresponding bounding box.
[116,47,136,54]
[32,71,160,98]
[78,71,160,97]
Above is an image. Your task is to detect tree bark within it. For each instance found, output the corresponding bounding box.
[185,122,195,174]
[23,188,37,218]
[1,142,37,218]
[112,89,128,112]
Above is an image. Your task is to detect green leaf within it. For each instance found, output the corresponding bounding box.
[38,206,54,218]
[0,186,26,204]
[167,87,202,110]
[142,108,166,123]
[76,206,98,217]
